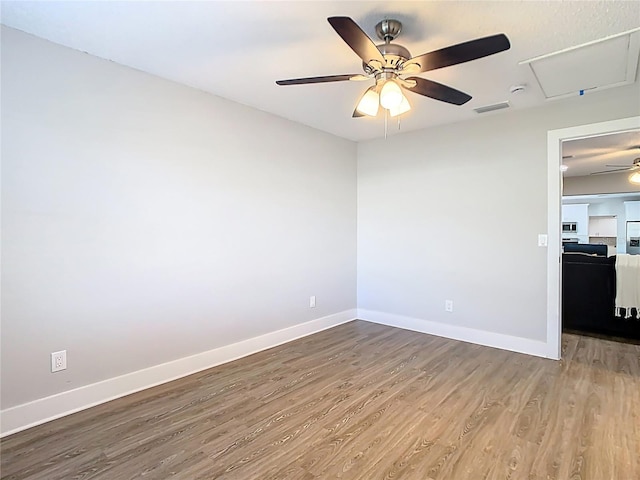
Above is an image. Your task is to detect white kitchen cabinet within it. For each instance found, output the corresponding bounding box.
[588,216,617,237]
[562,204,589,242]
[625,201,640,221]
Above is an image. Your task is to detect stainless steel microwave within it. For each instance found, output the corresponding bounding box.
[562,222,577,233]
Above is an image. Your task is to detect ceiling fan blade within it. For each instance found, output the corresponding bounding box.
[591,167,633,175]
[400,34,510,74]
[404,77,472,105]
[328,16,385,66]
[276,74,362,86]
[606,164,635,168]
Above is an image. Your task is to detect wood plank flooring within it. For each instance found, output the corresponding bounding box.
[1,320,639,479]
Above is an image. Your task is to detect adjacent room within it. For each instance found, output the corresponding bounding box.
[561,130,640,341]
[1,1,639,479]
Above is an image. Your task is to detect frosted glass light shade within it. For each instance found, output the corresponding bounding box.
[629,171,640,184]
[356,88,380,116]
[389,94,411,117]
[380,80,403,109]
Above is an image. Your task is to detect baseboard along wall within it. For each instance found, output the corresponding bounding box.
[0,310,357,437]
[357,309,550,359]
[1,308,553,437]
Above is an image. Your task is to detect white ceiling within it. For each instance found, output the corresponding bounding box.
[1,1,639,141]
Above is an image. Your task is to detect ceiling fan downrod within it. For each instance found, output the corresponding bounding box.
[375,19,403,43]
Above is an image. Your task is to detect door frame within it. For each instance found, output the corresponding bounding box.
[546,116,640,359]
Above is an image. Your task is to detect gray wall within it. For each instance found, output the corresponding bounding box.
[357,84,640,341]
[564,171,640,195]
[1,28,357,408]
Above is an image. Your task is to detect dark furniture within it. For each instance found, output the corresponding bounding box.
[562,253,640,340]
[563,243,607,256]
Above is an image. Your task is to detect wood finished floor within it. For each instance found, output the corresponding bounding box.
[1,320,639,480]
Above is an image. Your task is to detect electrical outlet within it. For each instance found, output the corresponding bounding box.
[445,300,454,312]
[51,350,67,373]
[310,296,316,308]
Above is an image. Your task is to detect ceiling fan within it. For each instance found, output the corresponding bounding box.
[591,157,640,175]
[276,16,511,118]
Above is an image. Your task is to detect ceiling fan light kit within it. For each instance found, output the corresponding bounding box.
[629,172,640,185]
[276,16,511,126]
[379,79,404,109]
[389,94,411,117]
[356,87,380,116]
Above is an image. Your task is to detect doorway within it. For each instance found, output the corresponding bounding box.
[547,116,640,359]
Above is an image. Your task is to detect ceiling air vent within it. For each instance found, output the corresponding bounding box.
[474,101,510,114]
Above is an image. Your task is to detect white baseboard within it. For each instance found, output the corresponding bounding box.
[0,309,357,437]
[358,309,550,359]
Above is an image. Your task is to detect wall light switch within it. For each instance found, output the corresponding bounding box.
[538,234,548,247]
[309,296,316,308]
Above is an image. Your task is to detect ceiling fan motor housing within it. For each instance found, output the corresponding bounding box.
[370,20,411,70]
[362,42,412,72]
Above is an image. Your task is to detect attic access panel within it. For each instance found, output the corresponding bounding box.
[521,28,640,100]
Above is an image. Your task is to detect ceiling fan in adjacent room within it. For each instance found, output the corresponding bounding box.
[276,16,511,118]
[591,157,640,175]
[584,145,640,176]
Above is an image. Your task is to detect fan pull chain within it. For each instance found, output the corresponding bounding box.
[384,109,388,139]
